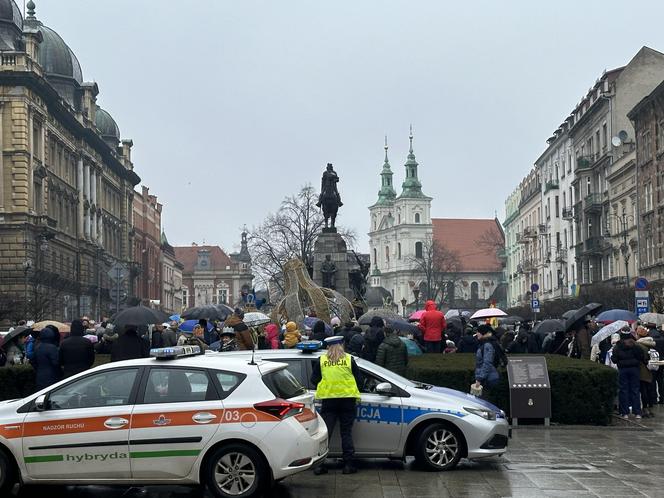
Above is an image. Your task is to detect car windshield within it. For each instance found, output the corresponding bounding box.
[356,359,418,388]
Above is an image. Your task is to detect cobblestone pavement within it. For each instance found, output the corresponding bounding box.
[12,405,664,497]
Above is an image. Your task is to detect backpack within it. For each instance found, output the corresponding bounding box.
[648,348,660,371]
[488,340,508,368]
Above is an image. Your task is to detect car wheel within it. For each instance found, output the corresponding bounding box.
[414,423,462,471]
[205,443,268,498]
[0,449,17,495]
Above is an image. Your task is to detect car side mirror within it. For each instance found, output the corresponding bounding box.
[34,394,47,411]
[375,382,394,396]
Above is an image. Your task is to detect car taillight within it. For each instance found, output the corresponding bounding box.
[254,398,304,420]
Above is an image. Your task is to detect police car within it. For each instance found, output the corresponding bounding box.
[0,346,328,498]
[219,344,509,471]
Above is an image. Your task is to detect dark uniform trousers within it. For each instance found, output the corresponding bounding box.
[320,398,356,463]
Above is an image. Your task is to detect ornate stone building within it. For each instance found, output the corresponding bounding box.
[160,230,183,314]
[0,1,139,321]
[368,130,505,309]
[175,231,253,310]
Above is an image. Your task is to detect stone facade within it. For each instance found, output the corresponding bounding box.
[0,2,139,321]
[629,79,664,283]
[175,232,253,310]
[313,230,351,301]
[160,231,183,314]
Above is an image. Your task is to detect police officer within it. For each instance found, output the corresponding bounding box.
[311,335,362,475]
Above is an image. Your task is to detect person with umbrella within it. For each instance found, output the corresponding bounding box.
[612,328,645,419]
[59,319,95,378]
[1,325,31,367]
[569,317,593,360]
[111,325,150,362]
[472,325,503,399]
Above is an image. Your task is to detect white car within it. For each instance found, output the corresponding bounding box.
[0,346,327,498]
[220,345,510,471]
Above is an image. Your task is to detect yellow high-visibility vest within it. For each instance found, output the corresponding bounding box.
[316,353,361,399]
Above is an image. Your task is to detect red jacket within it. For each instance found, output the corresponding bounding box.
[418,300,446,342]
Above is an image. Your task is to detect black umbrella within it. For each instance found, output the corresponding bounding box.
[0,325,31,349]
[111,305,167,330]
[499,316,524,325]
[534,319,565,338]
[182,304,233,321]
[386,319,420,335]
[564,302,603,332]
[561,309,577,319]
[358,309,403,325]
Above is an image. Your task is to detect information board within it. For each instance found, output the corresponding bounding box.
[507,356,551,423]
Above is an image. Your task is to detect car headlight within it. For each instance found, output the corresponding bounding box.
[464,406,497,420]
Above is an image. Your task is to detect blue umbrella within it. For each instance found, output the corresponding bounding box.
[169,314,180,322]
[179,320,214,332]
[302,317,333,334]
[400,336,423,356]
[596,309,638,324]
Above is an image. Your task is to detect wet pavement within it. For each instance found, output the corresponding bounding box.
[12,405,664,497]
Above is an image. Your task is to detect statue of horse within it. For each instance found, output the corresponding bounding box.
[320,188,339,229]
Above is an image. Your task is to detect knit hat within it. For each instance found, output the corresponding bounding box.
[286,321,297,333]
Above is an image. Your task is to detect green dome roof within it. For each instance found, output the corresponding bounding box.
[0,0,22,50]
[95,105,120,143]
[37,24,83,84]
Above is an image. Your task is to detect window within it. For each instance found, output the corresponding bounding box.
[214,371,245,397]
[385,246,390,262]
[397,242,402,260]
[217,288,228,305]
[567,152,572,173]
[586,177,591,196]
[470,282,479,301]
[262,368,306,399]
[48,368,138,410]
[144,368,213,404]
[373,248,378,267]
[602,123,608,151]
[182,288,188,308]
[415,241,423,259]
[555,196,559,218]
[415,213,421,223]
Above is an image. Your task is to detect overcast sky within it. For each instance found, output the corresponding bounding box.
[34,0,664,254]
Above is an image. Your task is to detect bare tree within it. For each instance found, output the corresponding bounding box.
[408,235,462,305]
[476,226,505,258]
[248,184,356,294]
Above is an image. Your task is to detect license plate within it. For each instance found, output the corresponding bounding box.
[319,439,328,456]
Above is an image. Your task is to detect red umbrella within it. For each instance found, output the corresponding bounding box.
[408,310,425,321]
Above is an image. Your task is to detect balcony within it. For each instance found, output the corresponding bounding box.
[584,236,604,254]
[555,248,568,263]
[517,232,528,244]
[562,207,574,220]
[523,226,537,238]
[544,179,560,193]
[575,156,593,171]
[584,193,603,213]
[538,224,547,234]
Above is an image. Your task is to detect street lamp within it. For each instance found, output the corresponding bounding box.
[605,207,635,286]
[400,297,407,318]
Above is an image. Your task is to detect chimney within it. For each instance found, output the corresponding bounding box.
[80,82,98,123]
[121,139,133,170]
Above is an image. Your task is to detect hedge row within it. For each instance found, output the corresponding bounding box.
[406,353,618,425]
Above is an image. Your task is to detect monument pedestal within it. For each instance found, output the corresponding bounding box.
[313,229,353,302]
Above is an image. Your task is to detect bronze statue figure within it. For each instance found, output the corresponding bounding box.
[317,163,342,229]
[320,255,337,289]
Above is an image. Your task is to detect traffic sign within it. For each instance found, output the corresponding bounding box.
[531,299,540,309]
[531,283,539,293]
[636,297,649,315]
[108,262,127,282]
[533,307,541,314]
[635,277,649,291]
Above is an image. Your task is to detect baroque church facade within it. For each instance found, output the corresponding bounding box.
[368,130,506,310]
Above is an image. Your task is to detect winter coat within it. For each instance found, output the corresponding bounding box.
[347,330,365,357]
[457,334,479,354]
[546,332,570,355]
[573,327,592,360]
[637,336,656,383]
[265,324,280,349]
[111,328,149,362]
[611,338,645,370]
[95,332,118,355]
[162,328,178,347]
[232,322,254,351]
[375,334,408,376]
[4,341,25,366]
[474,338,500,386]
[59,327,95,378]
[506,332,529,354]
[310,321,327,343]
[32,327,62,390]
[363,317,385,362]
[283,322,301,349]
[417,301,446,342]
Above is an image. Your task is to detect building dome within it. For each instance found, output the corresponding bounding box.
[37,24,83,84]
[0,0,22,51]
[95,105,120,145]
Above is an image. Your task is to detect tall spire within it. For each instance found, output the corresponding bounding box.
[400,125,425,198]
[375,135,396,205]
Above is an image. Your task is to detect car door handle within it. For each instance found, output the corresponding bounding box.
[104,417,129,429]
[192,412,217,424]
